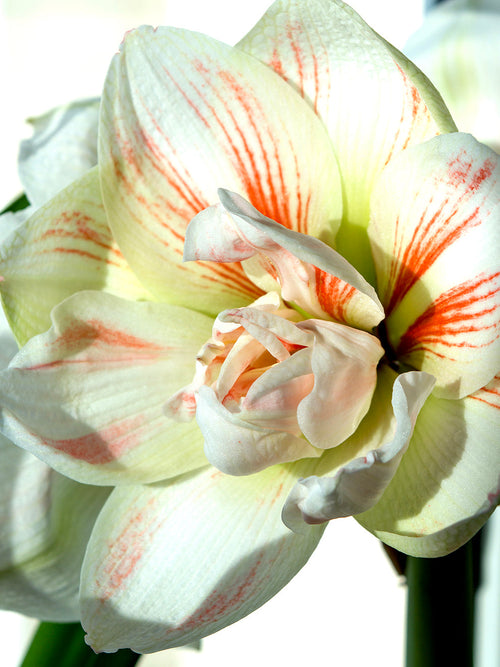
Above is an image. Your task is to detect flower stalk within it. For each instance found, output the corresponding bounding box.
[405,541,475,667]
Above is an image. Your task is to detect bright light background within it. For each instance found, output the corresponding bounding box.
[1,2,495,667]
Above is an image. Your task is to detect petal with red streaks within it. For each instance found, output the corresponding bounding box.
[0,437,109,620]
[0,168,151,346]
[0,291,212,485]
[80,465,324,653]
[185,190,384,329]
[238,0,455,278]
[100,25,341,314]
[369,133,500,398]
[357,374,500,557]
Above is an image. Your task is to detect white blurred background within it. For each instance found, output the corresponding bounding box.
[0,1,498,666]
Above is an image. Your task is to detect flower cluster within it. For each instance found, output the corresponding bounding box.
[0,0,498,655]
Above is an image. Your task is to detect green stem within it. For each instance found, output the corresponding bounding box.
[20,622,140,667]
[405,541,475,667]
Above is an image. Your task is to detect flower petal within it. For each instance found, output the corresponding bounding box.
[297,319,383,448]
[357,373,500,557]
[238,0,455,277]
[0,291,212,485]
[196,385,320,475]
[0,168,151,345]
[282,369,435,532]
[185,190,384,329]
[99,25,342,313]
[369,133,500,398]
[0,437,109,620]
[80,466,324,653]
[19,98,99,207]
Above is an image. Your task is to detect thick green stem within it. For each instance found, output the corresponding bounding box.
[405,541,475,667]
[20,622,140,667]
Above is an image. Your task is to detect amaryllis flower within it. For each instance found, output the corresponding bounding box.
[0,0,498,654]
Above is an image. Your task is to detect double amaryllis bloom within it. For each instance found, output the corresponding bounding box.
[0,0,499,654]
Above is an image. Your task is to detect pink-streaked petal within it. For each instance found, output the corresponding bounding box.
[239,0,455,277]
[100,25,342,314]
[80,466,324,653]
[0,292,213,485]
[0,437,110,620]
[19,98,99,208]
[282,370,435,532]
[196,385,320,476]
[369,133,500,398]
[357,374,500,557]
[0,168,151,346]
[297,319,383,449]
[186,190,384,329]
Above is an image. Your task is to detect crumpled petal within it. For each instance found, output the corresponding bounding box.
[19,98,99,208]
[369,133,500,399]
[0,168,151,345]
[185,189,384,330]
[282,370,435,532]
[80,465,324,653]
[0,291,212,485]
[0,436,110,620]
[238,0,455,278]
[99,24,341,313]
[357,373,500,557]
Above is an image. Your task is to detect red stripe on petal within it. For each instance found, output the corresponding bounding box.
[469,374,500,409]
[386,154,496,314]
[314,267,357,323]
[397,272,500,357]
[42,415,147,465]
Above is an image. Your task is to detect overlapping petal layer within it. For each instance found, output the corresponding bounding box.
[0,292,212,485]
[239,0,455,277]
[282,367,435,531]
[100,24,341,314]
[185,190,384,329]
[357,374,500,557]
[80,465,324,653]
[370,133,500,398]
[0,168,151,345]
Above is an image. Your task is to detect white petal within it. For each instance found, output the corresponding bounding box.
[81,466,324,653]
[0,437,109,620]
[282,370,435,531]
[0,291,212,485]
[19,98,99,207]
[196,385,320,475]
[357,373,500,557]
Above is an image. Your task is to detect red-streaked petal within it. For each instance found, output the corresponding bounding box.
[370,133,500,398]
[186,190,384,329]
[357,374,500,557]
[0,168,151,346]
[99,25,342,314]
[0,292,213,485]
[80,466,324,653]
[238,0,455,276]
